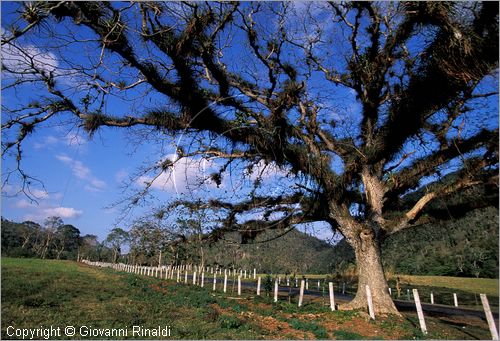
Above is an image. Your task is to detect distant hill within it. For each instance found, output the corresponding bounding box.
[212,204,498,278]
[327,206,498,279]
[203,228,337,274]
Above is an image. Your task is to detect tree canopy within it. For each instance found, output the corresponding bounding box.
[2,1,498,314]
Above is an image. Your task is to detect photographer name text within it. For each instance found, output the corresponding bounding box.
[6,325,172,339]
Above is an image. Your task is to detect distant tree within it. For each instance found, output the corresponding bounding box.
[54,224,81,260]
[2,2,498,314]
[105,227,129,263]
[176,215,206,267]
[79,234,99,261]
[128,220,170,265]
[39,216,63,259]
[20,221,41,250]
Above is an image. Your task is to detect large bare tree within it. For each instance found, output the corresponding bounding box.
[2,2,498,314]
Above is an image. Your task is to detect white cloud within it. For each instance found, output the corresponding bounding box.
[3,185,49,201]
[30,189,49,199]
[56,154,106,192]
[64,131,87,147]
[245,160,289,181]
[135,154,214,194]
[115,169,129,183]
[21,205,83,222]
[34,135,59,149]
[1,40,58,75]
[14,199,36,208]
[85,178,106,192]
[43,206,83,219]
[32,131,87,151]
[2,184,19,196]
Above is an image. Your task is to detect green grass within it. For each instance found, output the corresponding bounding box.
[396,275,499,296]
[332,330,369,340]
[387,275,499,312]
[1,258,260,339]
[288,319,329,339]
[2,258,495,340]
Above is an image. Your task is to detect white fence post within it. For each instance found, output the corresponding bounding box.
[430,292,434,304]
[329,282,335,311]
[193,271,197,285]
[365,285,375,320]
[412,289,427,335]
[480,294,499,340]
[274,279,278,302]
[253,268,256,279]
[238,276,241,296]
[223,274,227,293]
[201,272,205,287]
[453,293,458,307]
[213,274,217,291]
[298,280,305,307]
[257,276,261,296]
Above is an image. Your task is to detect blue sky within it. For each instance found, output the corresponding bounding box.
[0,2,339,242]
[1,2,497,243]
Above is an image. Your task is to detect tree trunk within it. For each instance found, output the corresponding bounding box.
[21,235,31,249]
[341,228,400,316]
[56,246,64,259]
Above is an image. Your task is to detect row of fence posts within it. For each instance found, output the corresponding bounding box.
[387,286,498,340]
[390,287,464,307]
[81,260,338,312]
[82,260,498,340]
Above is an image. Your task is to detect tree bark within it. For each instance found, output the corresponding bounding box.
[342,228,400,316]
[56,246,64,260]
[333,212,400,316]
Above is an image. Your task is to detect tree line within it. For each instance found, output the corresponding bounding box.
[2,216,107,261]
[3,203,497,279]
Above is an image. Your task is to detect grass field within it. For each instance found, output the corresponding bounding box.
[1,258,496,340]
[258,273,499,296]
[395,275,499,296]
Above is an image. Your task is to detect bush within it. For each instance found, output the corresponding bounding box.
[263,274,273,296]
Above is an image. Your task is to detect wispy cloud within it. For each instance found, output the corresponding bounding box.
[43,206,83,219]
[56,154,106,192]
[1,36,58,75]
[4,185,82,222]
[33,131,87,151]
[135,154,214,194]
[21,205,83,222]
[115,169,129,183]
[14,199,36,209]
[64,130,87,148]
[34,135,59,150]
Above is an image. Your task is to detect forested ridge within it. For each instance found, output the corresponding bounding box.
[2,205,497,278]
